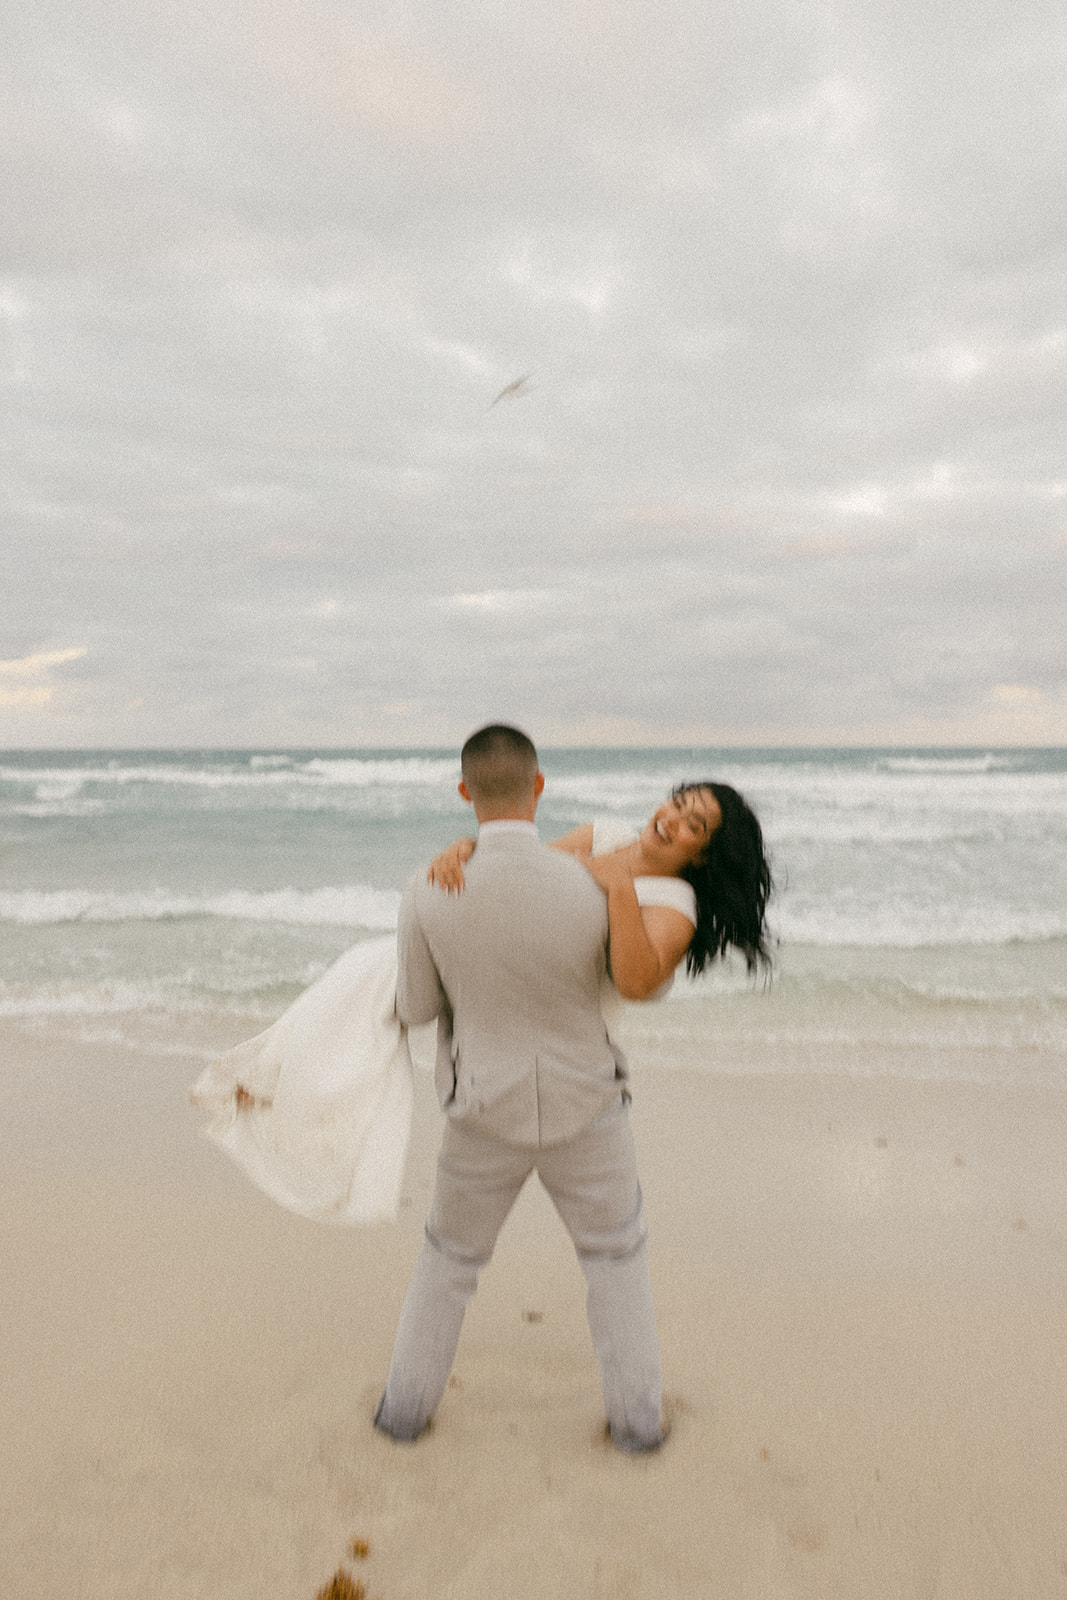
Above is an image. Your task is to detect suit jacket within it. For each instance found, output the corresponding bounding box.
[396,827,627,1147]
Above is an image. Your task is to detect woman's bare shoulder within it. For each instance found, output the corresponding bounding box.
[549,822,595,856]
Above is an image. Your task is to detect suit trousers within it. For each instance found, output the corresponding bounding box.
[375,1099,663,1451]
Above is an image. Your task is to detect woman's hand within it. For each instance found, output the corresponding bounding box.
[427,836,477,893]
[575,845,637,893]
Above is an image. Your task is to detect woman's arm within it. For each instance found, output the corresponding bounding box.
[580,850,694,1000]
[426,824,690,995]
[429,821,595,892]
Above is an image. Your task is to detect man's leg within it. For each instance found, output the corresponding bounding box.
[538,1102,663,1452]
[579,1246,663,1452]
[375,1121,533,1441]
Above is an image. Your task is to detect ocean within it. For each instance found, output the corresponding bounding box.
[2,748,1065,1084]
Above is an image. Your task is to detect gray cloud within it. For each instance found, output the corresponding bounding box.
[2,0,1065,746]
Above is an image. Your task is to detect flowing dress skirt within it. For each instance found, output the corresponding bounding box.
[189,935,413,1225]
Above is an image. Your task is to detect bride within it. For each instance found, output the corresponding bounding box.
[190,781,771,1225]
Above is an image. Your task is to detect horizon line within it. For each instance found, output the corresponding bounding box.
[2,741,1065,755]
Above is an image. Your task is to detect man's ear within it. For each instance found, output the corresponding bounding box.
[533,772,545,797]
[458,779,472,803]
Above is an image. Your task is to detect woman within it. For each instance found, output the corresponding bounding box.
[191,781,772,1225]
[429,780,773,1000]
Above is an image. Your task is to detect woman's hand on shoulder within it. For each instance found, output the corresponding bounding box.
[575,844,636,894]
[550,820,635,890]
[427,836,477,894]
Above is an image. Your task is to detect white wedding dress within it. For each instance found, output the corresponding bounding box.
[189,821,695,1225]
[190,935,412,1225]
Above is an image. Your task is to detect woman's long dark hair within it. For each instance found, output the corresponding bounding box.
[676,782,773,975]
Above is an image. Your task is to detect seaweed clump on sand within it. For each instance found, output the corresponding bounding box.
[314,1570,366,1600]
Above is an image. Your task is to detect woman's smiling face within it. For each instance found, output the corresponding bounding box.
[639,785,722,873]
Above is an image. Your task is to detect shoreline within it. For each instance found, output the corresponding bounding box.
[4,930,1064,1103]
[4,1029,1067,1596]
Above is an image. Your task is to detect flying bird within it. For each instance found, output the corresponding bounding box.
[490,373,533,406]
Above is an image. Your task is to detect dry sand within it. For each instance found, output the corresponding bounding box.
[3,1023,1067,1599]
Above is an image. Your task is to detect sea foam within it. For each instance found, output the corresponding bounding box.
[0,885,400,929]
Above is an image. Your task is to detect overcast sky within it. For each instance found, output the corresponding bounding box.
[2,0,1065,747]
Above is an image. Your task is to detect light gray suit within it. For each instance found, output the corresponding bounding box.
[375,824,663,1451]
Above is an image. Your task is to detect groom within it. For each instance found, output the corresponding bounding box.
[374,723,665,1453]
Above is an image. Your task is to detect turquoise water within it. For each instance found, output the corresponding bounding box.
[2,748,1065,1079]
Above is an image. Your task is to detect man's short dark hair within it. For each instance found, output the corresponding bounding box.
[461,724,539,808]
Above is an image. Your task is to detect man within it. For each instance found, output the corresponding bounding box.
[374,723,665,1453]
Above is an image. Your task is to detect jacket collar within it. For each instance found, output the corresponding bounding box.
[475,821,542,852]
[477,819,539,839]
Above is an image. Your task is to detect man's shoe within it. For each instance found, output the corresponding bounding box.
[608,1419,670,1454]
[373,1393,429,1443]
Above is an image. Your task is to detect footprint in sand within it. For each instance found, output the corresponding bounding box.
[747,1444,828,1566]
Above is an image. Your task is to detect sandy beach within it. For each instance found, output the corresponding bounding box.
[4,1022,1067,1600]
